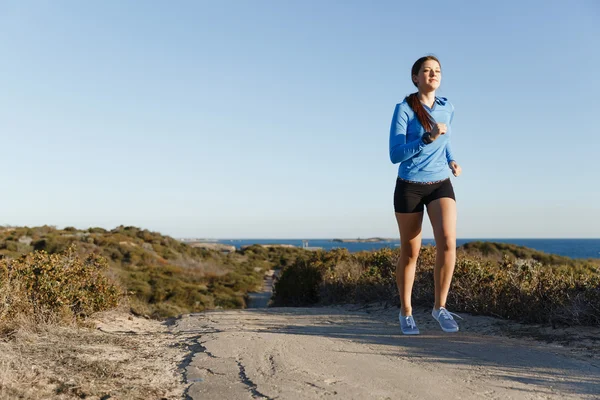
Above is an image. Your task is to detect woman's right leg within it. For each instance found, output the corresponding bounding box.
[395,212,424,316]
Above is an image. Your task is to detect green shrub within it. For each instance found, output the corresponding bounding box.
[0,246,121,326]
[272,256,324,306]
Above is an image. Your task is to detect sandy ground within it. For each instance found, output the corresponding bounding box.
[174,305,600,400]
[0,310,191,400]
[2,304,599,399]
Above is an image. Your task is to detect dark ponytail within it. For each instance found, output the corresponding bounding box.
[406,55,440,132]
[406,93,435,132]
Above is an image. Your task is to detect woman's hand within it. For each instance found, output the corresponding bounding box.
[430,123,447,140]
[449,161,462,177]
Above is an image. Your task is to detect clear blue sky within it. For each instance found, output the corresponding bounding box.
[1,1,599,239]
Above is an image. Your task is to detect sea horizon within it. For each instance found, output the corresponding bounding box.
[192,237,600,241]
[193,238,600,260]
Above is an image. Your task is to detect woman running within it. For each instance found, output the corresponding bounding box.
[389,55,462,335]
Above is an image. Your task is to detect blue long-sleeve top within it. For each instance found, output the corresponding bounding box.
[389,96,456,183]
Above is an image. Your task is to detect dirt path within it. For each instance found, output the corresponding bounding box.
[174,306,600,400]
[246,270,277,309]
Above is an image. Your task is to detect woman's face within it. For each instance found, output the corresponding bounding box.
[413,60,441,91]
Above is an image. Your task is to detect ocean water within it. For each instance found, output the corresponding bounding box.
[216,238,600,259]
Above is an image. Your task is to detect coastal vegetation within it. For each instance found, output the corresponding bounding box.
[0,246,120,334]
[273,243,600,326]
[0,225,305,329]
[1,225,598,332]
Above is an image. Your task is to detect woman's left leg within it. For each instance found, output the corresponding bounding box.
[426,197,457,309]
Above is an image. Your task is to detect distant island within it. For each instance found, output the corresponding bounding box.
[332,237,389,243]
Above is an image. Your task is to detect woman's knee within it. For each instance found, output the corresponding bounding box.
[436,236,456,253]
[400,242,421,260]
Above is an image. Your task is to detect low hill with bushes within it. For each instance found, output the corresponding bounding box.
[0,225,305,321]
[2,226,598,329]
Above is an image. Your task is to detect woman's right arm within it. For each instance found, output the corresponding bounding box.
[389,104,427,164]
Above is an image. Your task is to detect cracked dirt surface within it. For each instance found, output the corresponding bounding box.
[173,306,600,400]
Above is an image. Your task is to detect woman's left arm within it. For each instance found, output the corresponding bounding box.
[445,141,455,165]
[446,108,461,177]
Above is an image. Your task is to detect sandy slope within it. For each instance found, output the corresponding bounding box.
[0,311,189,400]
[174,305,600,400]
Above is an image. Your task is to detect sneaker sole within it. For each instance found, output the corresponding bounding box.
[439,326,459,333]
[401,330,420,335]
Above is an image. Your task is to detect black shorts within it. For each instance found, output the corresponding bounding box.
[394,178,456,213]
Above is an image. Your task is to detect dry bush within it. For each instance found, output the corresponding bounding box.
[0,246,120,334]
[274,246,600,326]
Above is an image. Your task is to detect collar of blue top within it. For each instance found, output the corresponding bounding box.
[434,96,448,106]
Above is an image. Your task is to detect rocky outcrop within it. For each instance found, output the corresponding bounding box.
[332,237,388,243]
[241,244,297,250]
[188,242,236,253]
